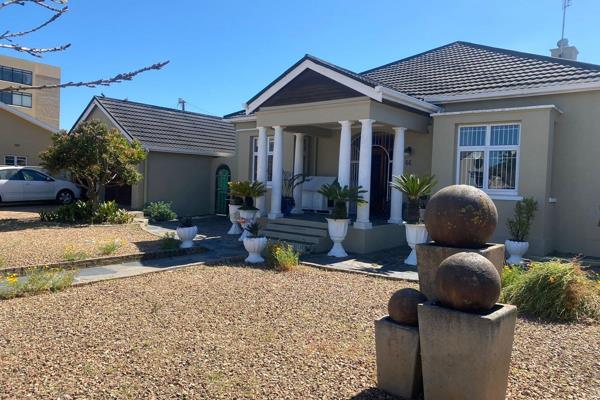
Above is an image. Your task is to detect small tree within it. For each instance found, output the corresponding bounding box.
[507,197,538,242]
[40,120,147,203]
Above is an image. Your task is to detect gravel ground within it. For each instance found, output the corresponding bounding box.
[0,218,161,268]
[0,265,597,399]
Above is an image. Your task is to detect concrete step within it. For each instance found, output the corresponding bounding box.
[265,224,328,237]
[269,217,328,229]
[263,229,322,245]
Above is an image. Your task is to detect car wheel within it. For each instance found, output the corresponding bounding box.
[56,189,74,205]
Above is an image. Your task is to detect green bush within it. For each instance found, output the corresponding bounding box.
[143,201,177,222]
[501,260,600,322]
[39,200,132,224]
[98,239,121,256]
[265,240,299,272]
[0,267,76,300]
[63,245,89,262]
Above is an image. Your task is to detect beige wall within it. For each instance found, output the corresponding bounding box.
[434,90,600,256]
[431,107,558,255]
[0,55,60,128]
[0,107,52,166]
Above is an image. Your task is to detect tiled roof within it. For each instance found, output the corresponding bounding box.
[361,41,600,99]
[94,97,235,155]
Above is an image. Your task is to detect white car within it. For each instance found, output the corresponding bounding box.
[0,167,81,204]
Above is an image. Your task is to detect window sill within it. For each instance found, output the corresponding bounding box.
[488,194,523,201]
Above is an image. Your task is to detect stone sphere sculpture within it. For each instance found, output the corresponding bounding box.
[388,288,428,326]
[435,252,501,312]
[425,185,498,248]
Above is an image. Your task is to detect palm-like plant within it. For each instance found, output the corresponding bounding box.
[318,181,367,219]
[230,181,267,210]
[282,173,309,198]
[391,174,436,223]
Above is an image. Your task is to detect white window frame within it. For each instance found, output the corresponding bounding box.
[4,155,27,166]
[251,136,274,185]
[455,123,521,198]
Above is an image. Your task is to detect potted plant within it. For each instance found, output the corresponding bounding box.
[238,181,267,241]
[281,172,309,216]
[318,181,367,257]
[176,217,197,249]
[227,181,245,234]
[506,197,538,264]
[243,221,267,263]
[391,174,436,266]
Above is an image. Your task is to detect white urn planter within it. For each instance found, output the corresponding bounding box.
[404,223,428,266]
[326,218,350,258]
[227,204,242,235]
[243,236,267,263]
[238,209,258,241]
[505,240,529,264]
[176,226,198,249]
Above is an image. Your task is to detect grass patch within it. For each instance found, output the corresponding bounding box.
[98,239,121,256]
[63,245,89,262]
[0,267,76,300]
[265,240,299,272]
[161,232,180,250]
[501,259,600,322]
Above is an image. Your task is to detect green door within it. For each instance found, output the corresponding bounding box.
[215,165,231,215]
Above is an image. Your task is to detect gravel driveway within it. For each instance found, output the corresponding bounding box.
[0,265,597,399]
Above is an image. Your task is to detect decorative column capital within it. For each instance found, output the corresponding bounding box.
[338,120,353,128]
[392,126,407,135]
[272,125,285,132]
[358,119,376,126]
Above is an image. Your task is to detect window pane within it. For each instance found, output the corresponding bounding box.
[458,151,484,188]
[16,157,27,166]
[22,169,45,181]
[491,125,519,146]
[267,155,273,181]
[23,71,32,85]
[0,169,17,180]
[459,126,486,146]
[21,93,32,108]
[4,155,15,166]
[268,138,274,153]
[488,150,517,190]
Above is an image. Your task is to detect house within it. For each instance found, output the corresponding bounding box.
[224,41,600,257]
[0,55,60,167]
[74,96,235,216]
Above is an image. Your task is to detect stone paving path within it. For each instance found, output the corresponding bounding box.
[73,216,418,284]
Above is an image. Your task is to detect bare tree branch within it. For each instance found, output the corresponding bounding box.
[0,0,67,13]
[1,4,67,39]
[1,61,170,91]
[0,42,71,57]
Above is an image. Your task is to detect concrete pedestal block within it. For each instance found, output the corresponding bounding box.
[418,302,517,400]
[416,243,504,300]
[374,316,422,399]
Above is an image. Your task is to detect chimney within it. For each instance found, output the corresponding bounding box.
[550,38,579,61]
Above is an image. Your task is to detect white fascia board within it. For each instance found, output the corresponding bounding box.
[0,102,58,133]
[245,59,383,115]
[431,104,563,117]
[226,115,257,123]
[146,145,233,158]
[425,81,600,104]
[376,86,441,113]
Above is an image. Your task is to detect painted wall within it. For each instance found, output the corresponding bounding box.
[0,108,52,166]
[431,107,558,255]
[435,90,600,256]
[0,55,60,128]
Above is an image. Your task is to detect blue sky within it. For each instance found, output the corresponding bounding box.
[3,0,600,129]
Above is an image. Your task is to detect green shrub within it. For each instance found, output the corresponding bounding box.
[0,267,75,300]
[39,200,132,224]
[143,201,177,222]
[506,197,538,241]
[95,201,133,224]
[265,240,299,272]
[501,260,600,322]
[63,245,89,262]
[161,232,180,250]
[98,239,121,256]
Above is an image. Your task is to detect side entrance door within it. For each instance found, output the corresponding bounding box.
[215,165,231,215]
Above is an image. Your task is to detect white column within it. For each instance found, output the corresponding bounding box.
[388,127,406,224]
[354,119,374,230]
[291,133,304,214]
[337,120,352,187]
[255,126,268,216]
[268,126,284,219]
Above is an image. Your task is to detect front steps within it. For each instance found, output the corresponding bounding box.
[263,217,331,254]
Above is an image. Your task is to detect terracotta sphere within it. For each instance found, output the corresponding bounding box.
[425,185,498,248]
[434,252,501,313]
[387,288,428,326]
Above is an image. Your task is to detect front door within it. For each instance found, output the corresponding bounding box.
[215,165,231,215]
[370,146,391,219]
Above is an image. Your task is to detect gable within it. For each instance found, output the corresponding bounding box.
[261,69,364,108]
